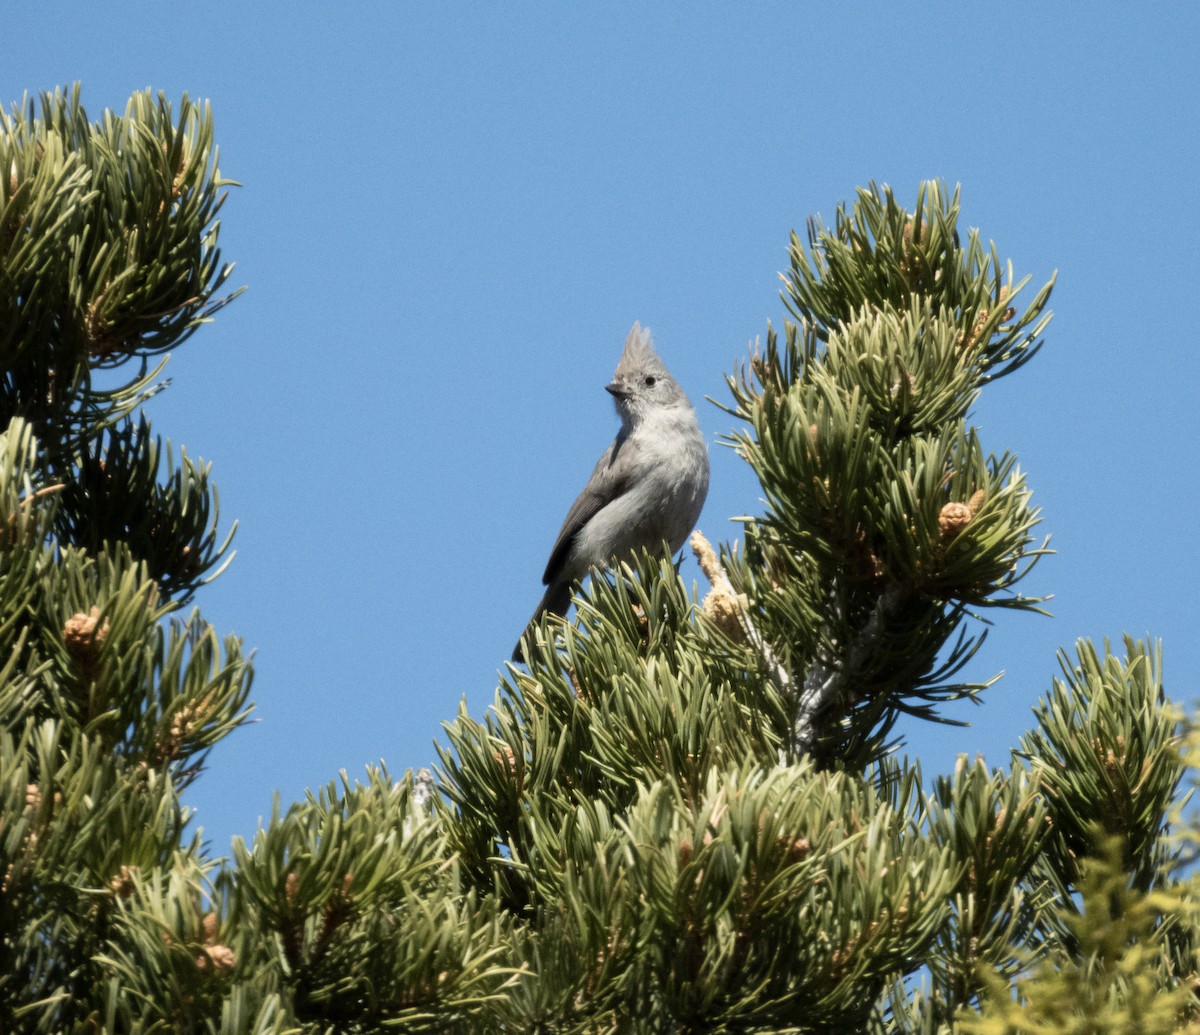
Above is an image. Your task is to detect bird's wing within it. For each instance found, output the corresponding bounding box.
[542,436,633,586]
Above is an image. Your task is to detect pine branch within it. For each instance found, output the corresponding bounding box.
[792,581,911,758]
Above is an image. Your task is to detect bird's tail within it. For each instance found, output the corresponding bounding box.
[512,580,573,663]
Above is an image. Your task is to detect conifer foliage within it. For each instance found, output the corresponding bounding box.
[1,86,254,1032]
[1,87,1195,1032]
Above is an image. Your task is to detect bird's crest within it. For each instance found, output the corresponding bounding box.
[614,322,669,380]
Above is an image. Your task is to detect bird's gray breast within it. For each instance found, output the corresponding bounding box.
[571,412,708,572]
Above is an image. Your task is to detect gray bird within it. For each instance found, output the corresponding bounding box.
[513,323,709,662]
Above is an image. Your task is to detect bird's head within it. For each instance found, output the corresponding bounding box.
[606,323,689,424]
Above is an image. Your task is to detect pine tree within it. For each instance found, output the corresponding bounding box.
[0,85,262,1032]
[2,86,1195,1033]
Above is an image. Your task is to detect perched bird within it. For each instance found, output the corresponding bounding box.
[513,323,709,662]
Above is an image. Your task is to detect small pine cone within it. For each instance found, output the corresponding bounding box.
[973,308,990,338]
[938,502,973,539]
[285,871,300,903]
[966,489,986,516]
[197,943,236,972]
[25,783,41,809]
[170,698,205,743]
[64,607,107,664]
[109,865,138,898]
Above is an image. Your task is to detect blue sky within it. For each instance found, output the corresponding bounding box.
[6,4,1199,855]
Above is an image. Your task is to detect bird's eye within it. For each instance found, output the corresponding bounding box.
[644,375,657,387]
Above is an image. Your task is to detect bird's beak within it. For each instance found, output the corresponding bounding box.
[606,381,631,398]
